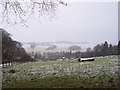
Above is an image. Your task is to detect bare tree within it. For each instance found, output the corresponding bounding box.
[0,0,67,26]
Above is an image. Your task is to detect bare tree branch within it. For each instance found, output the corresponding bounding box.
[0,0,67,26]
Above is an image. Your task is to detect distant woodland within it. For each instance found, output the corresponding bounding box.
[33,41,119,60]
[1,28,120,65]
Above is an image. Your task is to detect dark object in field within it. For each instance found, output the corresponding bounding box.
[78,58,81,62]
[78,58,95,62]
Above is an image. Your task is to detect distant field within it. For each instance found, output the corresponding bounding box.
[22,42,96,53]
[2,56,119,88]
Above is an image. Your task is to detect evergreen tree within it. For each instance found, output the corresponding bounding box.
[1,28,32,64]
[118,41,120,55]
[109,44,113,55]
[102,41,109,56]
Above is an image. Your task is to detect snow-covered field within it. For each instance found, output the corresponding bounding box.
[22,42,97,53]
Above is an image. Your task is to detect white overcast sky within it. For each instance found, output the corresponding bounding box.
[0,0,118,44]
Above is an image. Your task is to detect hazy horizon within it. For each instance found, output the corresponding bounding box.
[1,1,118,45]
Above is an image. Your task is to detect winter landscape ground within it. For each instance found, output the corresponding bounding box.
[2,55,119,88]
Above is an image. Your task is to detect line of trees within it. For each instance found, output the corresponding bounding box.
[33,51,78,61]
[80,41,119,58]
[33,41,119,61]
[1,28,33,66]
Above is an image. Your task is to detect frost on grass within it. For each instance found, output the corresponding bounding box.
[2,56,119,87]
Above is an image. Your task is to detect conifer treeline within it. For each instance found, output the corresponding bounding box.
[80,41,119,58]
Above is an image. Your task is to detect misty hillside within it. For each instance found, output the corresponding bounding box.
[22,41,96,53]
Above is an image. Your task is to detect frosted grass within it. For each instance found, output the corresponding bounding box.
[2,56,119,84]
